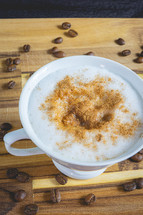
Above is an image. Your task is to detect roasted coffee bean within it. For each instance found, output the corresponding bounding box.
[0,130,6,141]
[123,181,136,191]
[24,204,39,215]
[122,49,131,56]
[139,149,143,154]
[62,22,71,29]
[50,189,61,203]
[51,47,58,54]
[84,193,96,205]
[116,38,125,45]
[68,29,78,37]
[135,178,143,189]
[7,168,18,179]
[23,44,31,52]
[14,189,26,202]
[7,64,16,72]
[55,173,68,185]
[16,172,30,183]
[13,58,21,65]
[6,58,13,66]
[54,37,63,44]
[130,153,143,162]
[85,52,95,56]
[136,56,143,63]
[8,80,16,89]
[53,51,66,58]
[140,51,143,57]
[0,123,12,131]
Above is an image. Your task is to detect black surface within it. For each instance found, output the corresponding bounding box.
[0,0,143,18]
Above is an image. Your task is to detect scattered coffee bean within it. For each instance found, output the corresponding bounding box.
[122,49,131,56]
[8,80,16,89]
[54,37,63,44]
[16,172,30,183]
[6,58,13,66]
[0,130,6,141]
[53,51,66,58]
[50,189,61,203]
[84,193,96,205]
[62,22,71,30]
[116,38,125,45]
[24,204,39,215]
[135,178,143,189]
[139,149,143,154]
[7,64,16,72]
[85,52,95,56]
[140,51,143,57]
[23,44,31,52]
[13,58,21,65]
[123,181,136,191]
[51,47,58,54]
[136,56,143,63]
[68,29,78,37]
[0,123,12,131]
[7,168,18,179]
[14,189,27,202]
[55,173,68,185]
[130,153,143,162]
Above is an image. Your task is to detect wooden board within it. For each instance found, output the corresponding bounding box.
[0,18,143,214]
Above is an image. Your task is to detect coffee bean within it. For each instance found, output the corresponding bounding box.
[16,172,30,183]
[53,51,66,58]
[130,153,143,162]
[62,22,71,30]
[123,181,136,191]
[85,52,95,56]
[7,168,18,179]
[68,29,78,37]
[0,123,12,131]
[24,204,39,215]
[0,130,6,141]
[54,37,63,44]
[135,178,143,189]
[14,189,26,202]
[6,58,13,66]
[136,56,143,63]
[122,49,131,56]
[140,51,143,57]
[13,58,21,65]
[50,189,61,203]
[116,38,125,45]
[23,44,31,52]
[84,193,96,205]
[139,149,143,154]
[8,80,16,89]
[51,47,58,54]
[7,64,16,72]
[55,173,68,185]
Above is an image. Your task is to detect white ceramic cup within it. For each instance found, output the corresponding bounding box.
[3,56,143,179]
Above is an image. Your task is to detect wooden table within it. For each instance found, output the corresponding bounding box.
[0,18,143,215]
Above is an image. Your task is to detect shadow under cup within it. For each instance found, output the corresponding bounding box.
[3,56,143,179]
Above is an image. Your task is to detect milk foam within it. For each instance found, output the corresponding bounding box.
[28,66,143,162]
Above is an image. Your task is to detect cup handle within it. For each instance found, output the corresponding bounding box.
[3,128,44,156]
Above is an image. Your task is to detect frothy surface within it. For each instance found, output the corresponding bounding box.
[28,66,143,162]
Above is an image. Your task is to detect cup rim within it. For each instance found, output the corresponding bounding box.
[19,55,143,167]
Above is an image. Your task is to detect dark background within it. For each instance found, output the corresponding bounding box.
[0,0,143,18]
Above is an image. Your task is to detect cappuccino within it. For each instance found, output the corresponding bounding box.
[28,66,143,162]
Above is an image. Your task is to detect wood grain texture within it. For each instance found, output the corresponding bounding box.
[0,18,143,214]
[0,180,33,215]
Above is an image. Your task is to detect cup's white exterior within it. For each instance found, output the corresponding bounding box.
[4,56,143,179]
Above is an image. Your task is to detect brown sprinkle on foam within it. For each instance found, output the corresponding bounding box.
[40,75,141,150]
